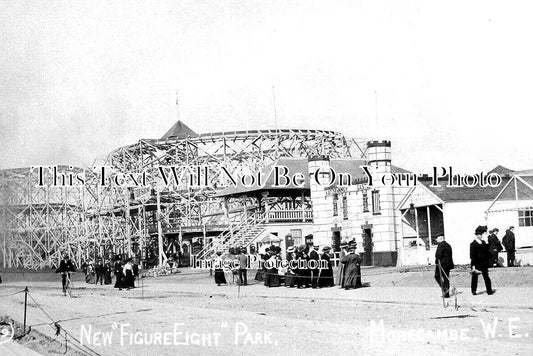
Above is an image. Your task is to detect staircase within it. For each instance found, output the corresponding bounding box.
[196,211,266,261]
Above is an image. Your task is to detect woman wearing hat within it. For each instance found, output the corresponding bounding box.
[103,259,113,285]
[86,261,96,284]
[214,251,227,286]
[113,257,125,290]
[264,250,281,287]
[338,243,348,288]
[341,244,362,290]
[296,245,310,288]
[318,246,334,288]
[255,247,270,282]
[123,258,135,290]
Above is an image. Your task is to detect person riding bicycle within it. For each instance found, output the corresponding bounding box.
[56,253,76,296]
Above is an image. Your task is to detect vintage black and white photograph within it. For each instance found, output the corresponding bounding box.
[1,1,532,355]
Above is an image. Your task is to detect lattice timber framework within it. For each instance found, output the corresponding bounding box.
[0,167,85,269]
[101,128,365,224]
[0,165,149,269]
[0,126,366,269]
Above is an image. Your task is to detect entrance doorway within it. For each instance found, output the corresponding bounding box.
[363,228,373,266]
[181,242,191,267]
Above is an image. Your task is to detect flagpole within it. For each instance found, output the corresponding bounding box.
[176,91,180,122]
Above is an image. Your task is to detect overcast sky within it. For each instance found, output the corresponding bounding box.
[1,0,532,173]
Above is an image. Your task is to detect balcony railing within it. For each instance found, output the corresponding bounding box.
[266,209,313,223]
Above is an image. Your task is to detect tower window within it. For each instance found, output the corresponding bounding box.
[362,191,369,212]
[333,194,339,216]
[342,195,348,220]
[372,190,381,215]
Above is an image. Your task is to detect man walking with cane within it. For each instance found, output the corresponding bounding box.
[434,235,454,298]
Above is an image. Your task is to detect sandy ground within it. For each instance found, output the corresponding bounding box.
[0,266,532,356]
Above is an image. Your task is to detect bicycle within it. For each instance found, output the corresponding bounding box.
[62,272,74,297]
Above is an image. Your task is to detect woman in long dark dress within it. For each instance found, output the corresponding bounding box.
[265,250,281,287]
[338,243,348,287]
[285,246,296,287]
[103,260,112,285]
[255,248,270,281]
[123,258,135,289]
[296,245,311,288]
[214,252,227,286]
[114,258,125,290]
[86,262,96,284]
[341,246,362,290]
[318,246,335,287]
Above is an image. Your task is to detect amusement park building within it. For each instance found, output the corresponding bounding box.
[0,120,420,268]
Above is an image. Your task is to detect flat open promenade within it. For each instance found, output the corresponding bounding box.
[0,266,532,356]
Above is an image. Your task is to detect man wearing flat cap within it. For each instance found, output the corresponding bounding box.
[470,226,494,295]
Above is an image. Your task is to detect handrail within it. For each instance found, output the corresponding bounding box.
[266,209,313,222]
[196,210,266,260]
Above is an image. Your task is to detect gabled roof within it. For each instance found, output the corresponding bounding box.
[493,175,533,200]
[160,120,199,140]
[488,165,514,176]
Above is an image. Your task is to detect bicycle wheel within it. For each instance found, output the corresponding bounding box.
[66,278,73,298]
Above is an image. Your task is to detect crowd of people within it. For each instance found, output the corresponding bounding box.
[80,256,139,291]
[55,224,519,297]
[213,241,364,290]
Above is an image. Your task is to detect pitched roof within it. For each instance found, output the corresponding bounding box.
[419,177,512,202]
[513,169,533,175]
[160,120,198,140]
[391,165,411,174]
[495,176,533,200]
[488,165,514,175]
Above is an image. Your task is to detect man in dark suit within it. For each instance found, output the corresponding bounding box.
[434,235,454,298]
[237,247,248,286]
[502,226,516,267]
[95,259,104,285]
[470,226,494,295]
[309,245,320,289]
[487,228,503,267]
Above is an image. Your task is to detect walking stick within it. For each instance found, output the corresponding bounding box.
[141,276,144,300]
[438,262,447,308]
[439,262,458,311]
